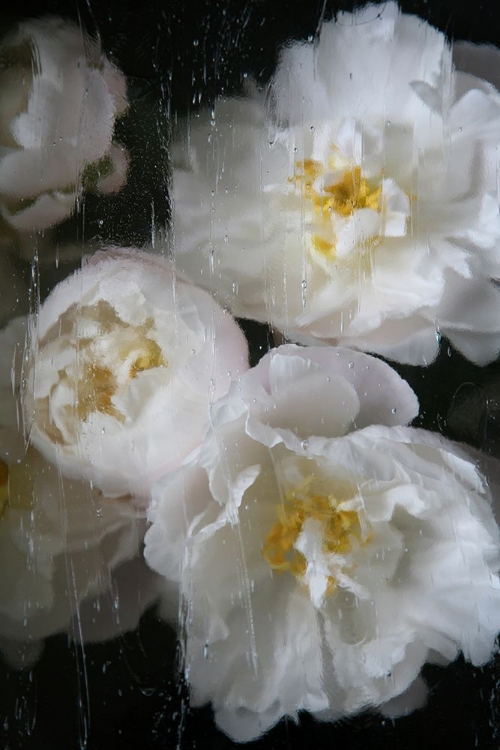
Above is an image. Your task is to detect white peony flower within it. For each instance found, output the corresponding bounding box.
[145,345,500,741]
[0,318,158,666]
[23,248,249,498]
[0,17,129,232]
[172,2,500,365]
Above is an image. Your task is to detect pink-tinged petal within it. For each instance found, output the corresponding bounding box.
[22,248,249,498]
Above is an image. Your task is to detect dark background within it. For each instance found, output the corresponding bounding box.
[2,1,500,748]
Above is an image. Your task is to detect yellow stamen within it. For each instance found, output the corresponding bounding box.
[77,363,123,422]
[323,167,381,217]
[312,235,336,258]
[262,491,367,598]
[73,310,167,425]
[291,157,383,260]
[41,305,168,442]
[130,338,166,378]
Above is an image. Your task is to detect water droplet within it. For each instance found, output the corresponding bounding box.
[139,685,156,697]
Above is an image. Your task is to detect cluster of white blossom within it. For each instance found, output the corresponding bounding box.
[2,3,500,745]
[0,249,249,662]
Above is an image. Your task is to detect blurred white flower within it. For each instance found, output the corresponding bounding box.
[146,345,500,742]
[23,248,249,498]
[0,17,129,232]
[0,318,159,667]
[173,1,500,365]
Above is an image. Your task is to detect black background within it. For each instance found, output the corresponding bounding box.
[2,1,500,748]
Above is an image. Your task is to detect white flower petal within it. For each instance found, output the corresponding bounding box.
[22,248,249,497]
[146,345,500,740]
[1,191,77,232]
[0,446,154,655]
[173,2,500,365]
[0,17,129,231]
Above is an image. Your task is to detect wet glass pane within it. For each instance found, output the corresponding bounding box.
[1,1,500,748]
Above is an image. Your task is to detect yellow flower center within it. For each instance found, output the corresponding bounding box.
[262,491,367,597]
[291,157,382,259]
[41,302,168,443]
[129,338,165,378]
[76,334,166,423]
